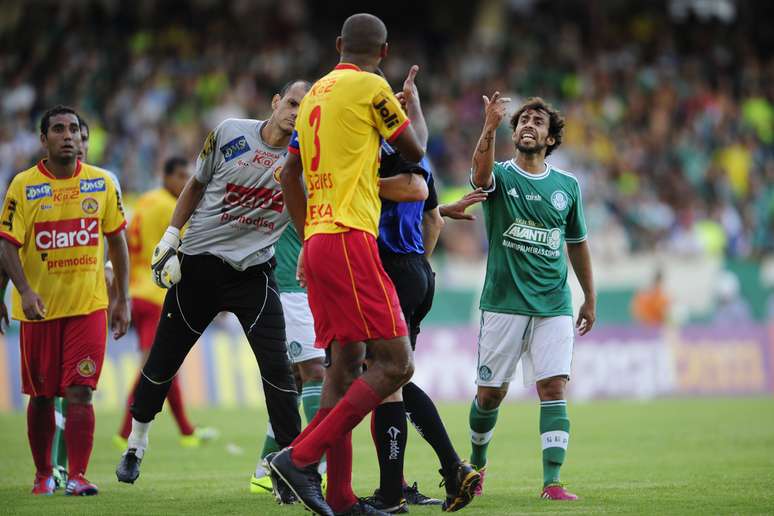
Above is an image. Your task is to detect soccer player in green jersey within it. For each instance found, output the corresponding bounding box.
[468,94,596,501]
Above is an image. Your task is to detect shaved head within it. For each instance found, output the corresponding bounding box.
[340,13,388,57]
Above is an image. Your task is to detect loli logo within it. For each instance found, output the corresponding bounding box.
[26,183,52,201]
[34,218,100,250]
[373,96,401,129]
[80,178,106,193]
[223,183,284,214]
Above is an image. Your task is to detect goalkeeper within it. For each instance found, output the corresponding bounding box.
[116,80,310,483]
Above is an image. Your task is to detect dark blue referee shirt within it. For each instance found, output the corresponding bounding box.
[378,141,439,255]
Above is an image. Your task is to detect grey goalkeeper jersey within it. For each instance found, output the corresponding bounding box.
[180,118,290,270]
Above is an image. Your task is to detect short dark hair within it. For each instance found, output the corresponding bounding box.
[163,156,188,176]
[510,97,565,157]
[77,115,89,138]
[279,79,311,97]
[40,105,80,136]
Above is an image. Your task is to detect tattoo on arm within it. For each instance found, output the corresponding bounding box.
[477,131,494,154]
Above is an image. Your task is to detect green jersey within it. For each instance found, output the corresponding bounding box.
[274,225,304,293]
[478,160,587,316]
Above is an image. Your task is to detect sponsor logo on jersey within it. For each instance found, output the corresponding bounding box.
[507,188,519,198]
[373,95,400,129]
[53,186,80,204]
[223,183,284,213]
[550,190,568,211]
[526,193,542,201]
[289,341,303,358]
[47,253,99,271]
[503,222,561,250]
[80,178,106,193]
[34,217,100,250]
[26,183,53,200]
[77,358,97,377]
[81,197,99,214]
[220,136,251,162]
[252,149,281,168]
[2,199,17,231]
[273,166,283,184]
[200,130,216,159]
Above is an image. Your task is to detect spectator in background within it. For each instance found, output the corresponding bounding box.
[712,271,753,326]
[631,270,670,327]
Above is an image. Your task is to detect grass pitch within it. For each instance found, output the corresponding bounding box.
[1,398,773,515]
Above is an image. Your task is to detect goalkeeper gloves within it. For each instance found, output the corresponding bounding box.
[151,227,181,288]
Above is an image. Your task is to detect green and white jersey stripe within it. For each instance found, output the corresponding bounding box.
[476,161,587,317]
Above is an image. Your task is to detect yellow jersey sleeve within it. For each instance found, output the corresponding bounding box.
[102,176,127,235]
[369,77,410,143]
[0,176,29,247]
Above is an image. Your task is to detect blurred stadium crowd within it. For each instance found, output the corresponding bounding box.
[1,0,773,261]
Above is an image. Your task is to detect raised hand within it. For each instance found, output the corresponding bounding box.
[483,91,511,129]
[440,188,489,220]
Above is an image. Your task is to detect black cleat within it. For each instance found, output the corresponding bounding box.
[263,452,298,504]
[363,490,409,513]
[336,498,392,515]
[270,447,332,516]
[439,461,480,512]
[403,482,442,506]
[116,449,142,484]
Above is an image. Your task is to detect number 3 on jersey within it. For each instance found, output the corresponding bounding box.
[309,105,322,172]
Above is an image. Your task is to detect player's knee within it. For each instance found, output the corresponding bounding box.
[383,353,414,386]
[537,376,567,400]
[30,396,53,407]
[64,385,93,404]
[477,388,506,410]
[298,359,325,383]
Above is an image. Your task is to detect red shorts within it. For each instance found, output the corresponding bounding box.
[20,309,108,397]
[132,298,162,351]
[304,229,407,348]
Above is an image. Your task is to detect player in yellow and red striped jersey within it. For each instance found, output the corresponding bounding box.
[0,106,130,496]
[113,157,216,449]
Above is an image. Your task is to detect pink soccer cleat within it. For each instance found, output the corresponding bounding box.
[541,484,578,501]
[32,474,56,495]
[473,466,486,496]
[65,474,99,496]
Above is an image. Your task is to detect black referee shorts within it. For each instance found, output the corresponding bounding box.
[131,253,300,447]
[380,251,435,351]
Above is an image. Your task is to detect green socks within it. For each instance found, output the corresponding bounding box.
[52,397,67,470]
[301,380,322,424]
[260,423,280,459]
[540,400,570,486]
[469,397,499,469]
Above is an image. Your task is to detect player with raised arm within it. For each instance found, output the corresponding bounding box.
[273,13,480,516]
[115,80,310,483]
[0,106,130,496]
[364,67,483,514]
[114,156,218,449]
[468,95,596,501]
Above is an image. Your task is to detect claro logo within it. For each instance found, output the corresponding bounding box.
[34,218,99,250]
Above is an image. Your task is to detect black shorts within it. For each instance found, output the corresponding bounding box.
[380,252,435,350]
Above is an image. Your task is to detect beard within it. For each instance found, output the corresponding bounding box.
[515,140,546,155]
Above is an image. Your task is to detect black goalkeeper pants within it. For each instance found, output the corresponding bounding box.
[131,253,301,447]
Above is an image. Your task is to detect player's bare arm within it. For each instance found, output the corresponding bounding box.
[422,207,444,258]
[0,269,9,333]
[439,188,489,220]
[567,240,596,336]
[379,173,428,202]
[279,152,307,286]
[472,92,511,189]
[0,240,45,320]
[390,67,427,163]
[169,176,206,230]
[106,231,131,339]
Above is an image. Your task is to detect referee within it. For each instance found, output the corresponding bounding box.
[116,80,310,483]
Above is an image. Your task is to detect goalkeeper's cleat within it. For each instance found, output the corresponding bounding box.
[179,426,219,447]
[112,434,128,451]
[473,466,486,496]
[541,483,578,501]
[116,448,142,484]
[262,452,298,504]
[65,474,98,496]
[362,490,409,513]
[403,482,441,505]
[269,448,332,515]
[52,465,68,490]
[250,473,274,494]
[439,461,480,512]
[31,474,56,495]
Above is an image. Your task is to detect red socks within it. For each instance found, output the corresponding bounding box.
[27,400,54,476]
[326,432,357,512]
[65,403,94,477]
[292,407,331,447]
[166,378,195,436]
[292,378,381,467]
